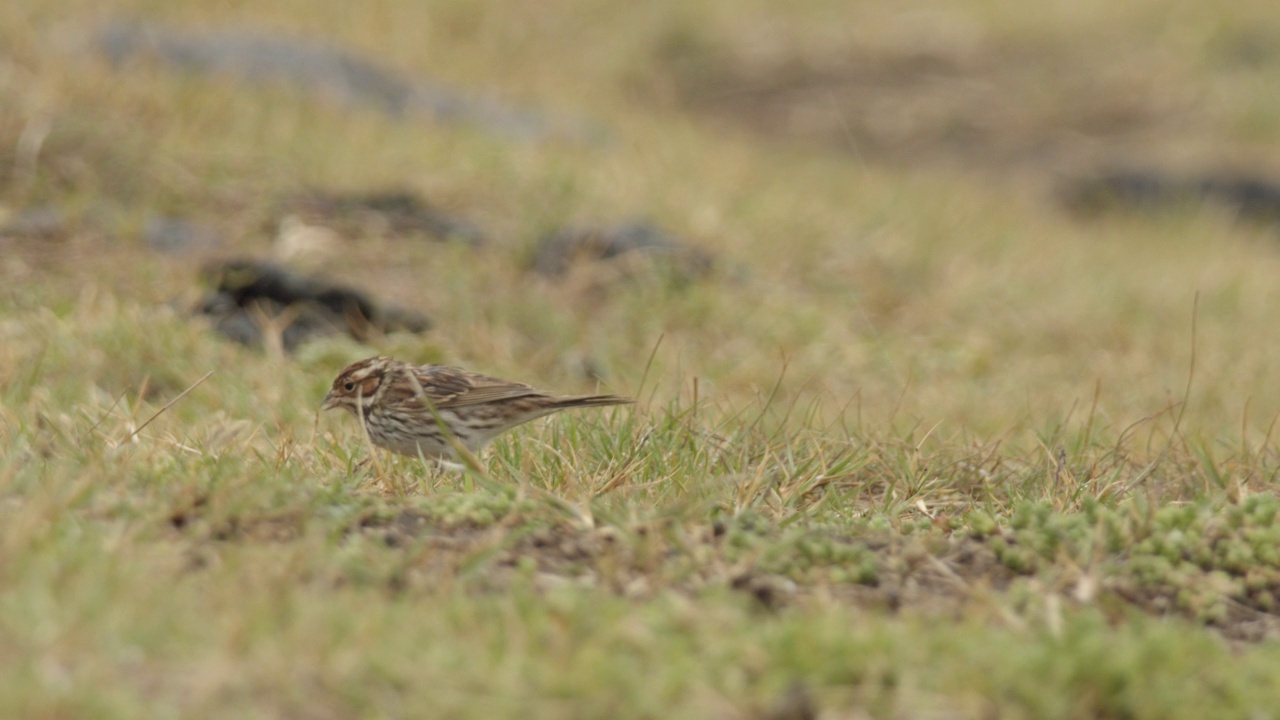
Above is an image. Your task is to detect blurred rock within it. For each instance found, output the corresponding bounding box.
[284,189,487,246]
[144,215,222,255]
[196,259,429,353]
[530,219,714,280]
[1061,169,1280,223]
[95,21,603,144]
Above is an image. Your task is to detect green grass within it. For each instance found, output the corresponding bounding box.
[6,0,1280,717]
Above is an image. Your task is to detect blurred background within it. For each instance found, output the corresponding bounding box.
[6,0,1280,446]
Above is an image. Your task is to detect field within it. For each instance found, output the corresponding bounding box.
[6,0,1280,717]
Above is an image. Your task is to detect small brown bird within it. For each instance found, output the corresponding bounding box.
[321,356,632,459]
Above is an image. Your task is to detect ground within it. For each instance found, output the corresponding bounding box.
[5,0,1280,718]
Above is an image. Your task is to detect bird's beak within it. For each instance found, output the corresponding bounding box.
[321,391,338,411]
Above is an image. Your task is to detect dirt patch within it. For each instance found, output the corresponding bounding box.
[349,509,1280,640]
[343,511,1019,617]
[153,493,1280,642]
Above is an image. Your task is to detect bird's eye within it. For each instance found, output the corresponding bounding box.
[344,382,356,392]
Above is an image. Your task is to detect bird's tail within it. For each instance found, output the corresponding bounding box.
[551,394,634,409]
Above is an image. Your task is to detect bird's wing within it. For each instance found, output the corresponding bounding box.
[413,365,545,408]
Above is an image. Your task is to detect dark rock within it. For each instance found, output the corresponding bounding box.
[286,189,487,245]
[144,216,222,254]
[530,219,714,279]
[95,21,603,144]
[1194,175,1280,221]
[1061,169,1280,223]
[196,259,429,352]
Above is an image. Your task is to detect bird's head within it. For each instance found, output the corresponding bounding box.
[321,356,393,414]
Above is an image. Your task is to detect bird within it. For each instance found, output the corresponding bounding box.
[321,355,632,460]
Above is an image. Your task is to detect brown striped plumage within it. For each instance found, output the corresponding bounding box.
[321,356,631,459]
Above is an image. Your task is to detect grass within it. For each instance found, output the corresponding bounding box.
[6,0,1280,717]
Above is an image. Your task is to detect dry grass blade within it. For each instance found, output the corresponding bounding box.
[121,370,215,444]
